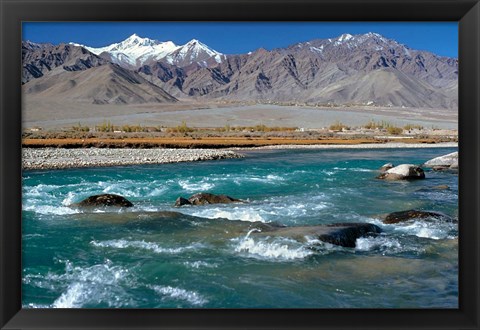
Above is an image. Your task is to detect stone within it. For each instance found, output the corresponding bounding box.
[174,197,191,207]
[379,163,394,173]
[254,222,382,248]
[383,209,454,224]
[433,185,449,190]
[74,193,134,208]
[175,192,243,206]
[376,164,425,180]
[423,152,458,169]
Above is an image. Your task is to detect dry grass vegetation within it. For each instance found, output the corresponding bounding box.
[22,118,457,148]
[329,121,350,131]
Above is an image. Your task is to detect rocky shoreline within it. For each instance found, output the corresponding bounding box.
[22,148,244,170]
[22,142,458,170]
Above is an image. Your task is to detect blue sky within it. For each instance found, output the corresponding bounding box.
[23,22,458,58]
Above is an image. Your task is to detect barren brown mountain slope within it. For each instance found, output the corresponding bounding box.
[23,63,177,105]
[22,42,108,84]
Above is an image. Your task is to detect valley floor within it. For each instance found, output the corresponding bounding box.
[22,100,458,131]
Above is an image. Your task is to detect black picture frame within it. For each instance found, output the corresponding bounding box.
[1,0,479,329]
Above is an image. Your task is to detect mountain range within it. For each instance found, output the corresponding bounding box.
[22,33,458,108]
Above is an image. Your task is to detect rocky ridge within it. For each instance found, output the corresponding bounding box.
[23,32,458,109]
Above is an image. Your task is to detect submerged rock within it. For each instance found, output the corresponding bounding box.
[416,185,450,193]
[73,194,134,208]
[254,222,382,248]
[174,192,243,207]
[433,185,450,190]
[383,209,454,224]
[376,164,425,181]
[423,152,458,171]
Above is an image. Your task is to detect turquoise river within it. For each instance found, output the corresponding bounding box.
[22,147,458,308]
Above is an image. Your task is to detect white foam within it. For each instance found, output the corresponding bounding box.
[61,191,77,206]
[266,174,285,181]
[355,236,402,252]
[52,282,85,308]
[90,239,202,254]
[393,221,452,240]
[134,205,162,212]
[333,167,372,172]
[65,261,127,284]
[23,303,50,309]
[233,232,312,261]
[311,203,329,211]
[183,261,218,269]
[50,261,131,308]
[23,273,58,291]
[23,233,45,238]
[232,174,286,185]
[350,168,373,172]
[191,207,267,222]
[178,180,215,192]
[146,187,168,197]
[101,183,139,198]
[96,179,169,198]
[372,218,457,240]
[355,235,429,255]
[23,184,61,197]
[23,204,77,215]
[322,170,336,176]
[184,195,331,224]
[152,285,207,306]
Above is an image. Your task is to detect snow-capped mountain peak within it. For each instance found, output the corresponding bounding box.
[115,34,160,49]
[186,38,200,45]
[177,39,222,57]
[289,32,413,58]
[338,33,353,42]
[164,38,224,66]
[69,34,224,68]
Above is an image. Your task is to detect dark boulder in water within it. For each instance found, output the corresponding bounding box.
[74,194,134,208]
[254,222,382,248]
[174,192,243,207]
[174,197,191,207]
[383,209,454,224]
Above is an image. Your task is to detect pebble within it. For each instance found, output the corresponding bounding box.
[22,148,244,170]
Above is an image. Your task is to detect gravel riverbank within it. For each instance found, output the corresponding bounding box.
[22,148,245,170]
[22,142,457,170]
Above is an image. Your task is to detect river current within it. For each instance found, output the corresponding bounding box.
[22,147,458,308]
